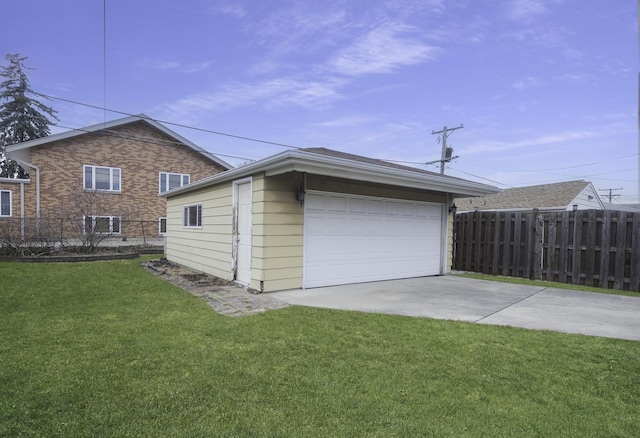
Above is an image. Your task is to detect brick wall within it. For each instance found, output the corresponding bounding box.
[10,120,226,237]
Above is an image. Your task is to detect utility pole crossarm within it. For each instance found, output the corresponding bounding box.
[431,124,463,175]
[598,187,623,203]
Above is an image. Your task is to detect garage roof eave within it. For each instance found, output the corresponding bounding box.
[162,149,500,198]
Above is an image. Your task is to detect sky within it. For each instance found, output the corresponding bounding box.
[3,0,638,202]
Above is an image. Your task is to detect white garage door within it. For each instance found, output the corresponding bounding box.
[304,192,444,288]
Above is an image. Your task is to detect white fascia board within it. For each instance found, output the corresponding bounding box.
[163,149,500,198]
[263,156,499,197]
[5,114,232,170]
[0,177,31,184]
[6,115,145,152]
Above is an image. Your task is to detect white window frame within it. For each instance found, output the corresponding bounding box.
[183,204,202,229]
[0,190,11,217]
[83,165,121,192]
[159,172,190,194]
[83,215,121,235]
[159,217,167,235]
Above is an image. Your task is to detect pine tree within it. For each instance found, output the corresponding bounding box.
[0,54,58,178]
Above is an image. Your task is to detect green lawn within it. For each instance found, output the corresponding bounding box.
[1,259,639,437]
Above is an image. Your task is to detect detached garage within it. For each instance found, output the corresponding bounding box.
[161,148,499,292]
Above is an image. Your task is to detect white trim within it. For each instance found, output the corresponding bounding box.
[159,172,190,194]
[83,215,121,235]
[0,177,31,184]
[0,190,12,217]
[83,165,122,192]
[182,204,203,228]
[158,217,167,235]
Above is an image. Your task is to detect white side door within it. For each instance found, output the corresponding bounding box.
[234,180,252,285]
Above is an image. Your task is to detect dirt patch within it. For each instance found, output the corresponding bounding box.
[144,258,235,288]
[142,258,290,317]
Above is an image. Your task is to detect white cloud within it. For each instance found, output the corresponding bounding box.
[512,76,542,90]
[505,0,549,22]
[154,76,347,121]
[134,59,212,73]
[312,114,376,128]
[328,24,438,76]
[464,130,597,155]
[210,2,247,18]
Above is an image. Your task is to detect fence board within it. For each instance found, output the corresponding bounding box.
[546,213,558,282]
[572,210,582,285]
[501,214,512,276]
[491,212,501,275]
[585,210,597,286]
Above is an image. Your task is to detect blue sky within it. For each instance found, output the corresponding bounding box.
[3,0,638,202]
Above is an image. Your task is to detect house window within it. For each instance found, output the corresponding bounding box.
[159,217,167,235]
[84,165,121,191]
[83,215,121,235]
[159,172,190,193]
[183,204,202,228]
[0,190,11,217]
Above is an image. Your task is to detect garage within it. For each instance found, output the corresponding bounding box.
[163,147,499,293]
[303,191,444,288]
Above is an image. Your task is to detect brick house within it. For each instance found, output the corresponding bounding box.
[1,114,229,242]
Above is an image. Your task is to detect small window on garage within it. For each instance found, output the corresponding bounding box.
[183,204,202,228]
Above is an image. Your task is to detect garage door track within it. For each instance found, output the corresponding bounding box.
[270,276,640,341]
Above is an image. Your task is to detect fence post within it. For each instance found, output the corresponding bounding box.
[141,220,146,245]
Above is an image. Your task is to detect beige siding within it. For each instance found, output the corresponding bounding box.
[165,183,234,280]
[446,213,454,272]
[252,172,304,292]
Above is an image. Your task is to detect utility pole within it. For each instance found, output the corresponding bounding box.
[430,124,463,175]
[599,187,623,203]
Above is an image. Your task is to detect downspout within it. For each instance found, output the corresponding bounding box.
[20,181,25,239]
[11,158,40,221]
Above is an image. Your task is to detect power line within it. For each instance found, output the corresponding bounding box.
[42,94,305,150]
[463,153,639,173]
[446,167,515,188]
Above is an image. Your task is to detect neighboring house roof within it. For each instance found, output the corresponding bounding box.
[161,147,500,198]
[5,114,232,170]
[456,180,605,212]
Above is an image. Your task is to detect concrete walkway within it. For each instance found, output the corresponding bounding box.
[270,276,640,341]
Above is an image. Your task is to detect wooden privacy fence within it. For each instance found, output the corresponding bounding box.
[453,210,640,292]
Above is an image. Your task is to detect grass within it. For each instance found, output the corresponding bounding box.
[1,258,639,437]
[455,272,640,297]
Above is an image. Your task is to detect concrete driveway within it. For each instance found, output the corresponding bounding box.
[270,276,640,341]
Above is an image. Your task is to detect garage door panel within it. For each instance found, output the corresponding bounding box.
[304,192,443,288]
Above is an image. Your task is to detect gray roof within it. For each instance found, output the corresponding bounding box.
[6,114,232,170]
[456,180,591,211]
[162,147,500,199]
